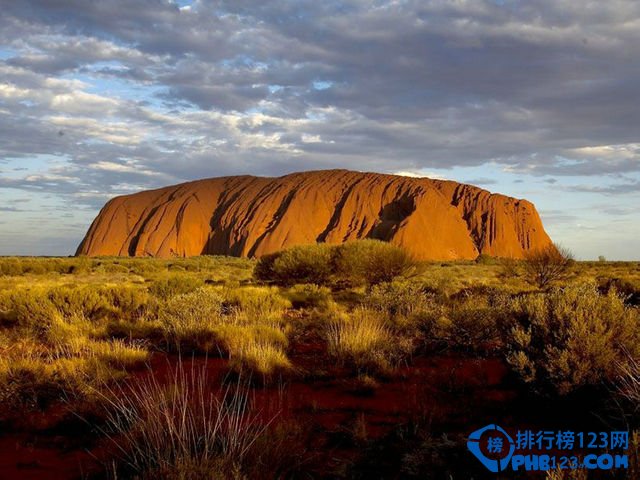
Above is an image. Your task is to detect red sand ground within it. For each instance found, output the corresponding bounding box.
[0,349,515,479]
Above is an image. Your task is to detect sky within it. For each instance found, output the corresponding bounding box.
[0,0,639,260]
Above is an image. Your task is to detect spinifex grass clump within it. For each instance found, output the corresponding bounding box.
[0,287,151,411]
[159,287,292,378]
[99,363,275,479]
[327,307,413,376]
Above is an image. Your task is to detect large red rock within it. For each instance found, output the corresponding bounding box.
[76,169,554,260]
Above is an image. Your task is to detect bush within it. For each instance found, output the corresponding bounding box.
[498,257,521,280]
[434,293,507,351]
[254,240,416,288]
[523,243,574,289]
[148,274,203,300]
[159,288,225,353]
[285,284,334,310]
[0,285,153,342]
[365,281,432,318]
[333,240,416,287]
[222,286,291,319]
[598,277,640,306]
[504,283,640,394]
[255,244,333,286]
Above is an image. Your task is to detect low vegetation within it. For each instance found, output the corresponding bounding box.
[0,250,638,477]
[327,307,413,376]
[159,287,291,378]
[505,283,640,394]
[100,362,288,479]
[254,239,417,287]
[522,243,574,289]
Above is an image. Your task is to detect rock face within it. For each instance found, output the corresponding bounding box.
[76,169,554,260]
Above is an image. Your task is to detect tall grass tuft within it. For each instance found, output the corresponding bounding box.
[617,351,640,409]
[327,308,412,375]
[99,362,273,479]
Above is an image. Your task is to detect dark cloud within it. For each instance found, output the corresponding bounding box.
[0,0,639,209]
[597,205,636,216]
[0,206,26,212]
[567,181,640,195]
[463,177,498,186]
[539,209,580,225]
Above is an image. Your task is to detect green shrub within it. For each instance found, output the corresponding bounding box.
[47,286,112,321]
[253,252,279,281]
[505,283,640,394]
[365,281,432,318]
[434,293,507,351]
[148,274,203,300]
[100,285,152,319]
[285,284,334,310]
[255,244,333,286]
[45,285,151,323]
[333,239,416,287]
[159,288,225,353]
[254,240,416,287]
[0,289,62,331]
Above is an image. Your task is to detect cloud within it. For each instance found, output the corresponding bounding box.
[0,206,26,212]
[539,209,580,225]
[462,177,498,186]
[0,0,639,257]
[567,181,640,195]
[2,2,640,183]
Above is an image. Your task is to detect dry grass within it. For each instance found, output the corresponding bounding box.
[229,341,292,378]
[98,362,274,479]
[158,286,292,377]
[327,307,412,375]
[544,465,588,480]
[617,351,640,409]
[0,326,148,410]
